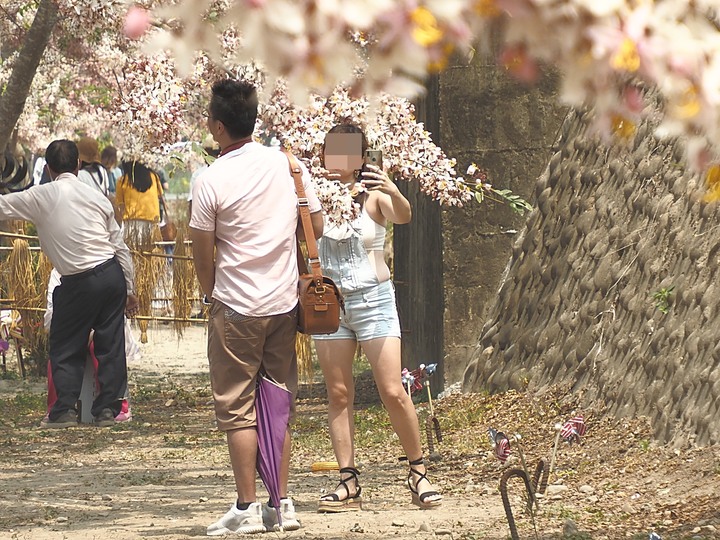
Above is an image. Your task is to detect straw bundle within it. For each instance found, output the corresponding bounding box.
[6,239,36,308]
[32,252,53,371]
[124,221,165,343]
[296,333,314,382]
[171,228,196,336]
[2,239,47,374]
[36,252,53,299]
[295,241,316,381]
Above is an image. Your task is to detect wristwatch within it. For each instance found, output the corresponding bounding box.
[202,294,212,306]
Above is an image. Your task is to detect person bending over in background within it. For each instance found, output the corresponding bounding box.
[0,139,138,428]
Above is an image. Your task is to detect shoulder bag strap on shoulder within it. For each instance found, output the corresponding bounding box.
[283,151,323,284]
[85,165,105,192]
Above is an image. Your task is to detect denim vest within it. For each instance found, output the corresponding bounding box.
[318,221,379,295]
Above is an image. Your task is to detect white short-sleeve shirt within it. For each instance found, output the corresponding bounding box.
[78,166,110,196]
[190,143,321,317]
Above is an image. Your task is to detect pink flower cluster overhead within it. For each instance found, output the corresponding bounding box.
[7,0,720,204]
[110,53,205,164]
[138,0,720,172]
[0,0,212,163]
[256,82,471,223]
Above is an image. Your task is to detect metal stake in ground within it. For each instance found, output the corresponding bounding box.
[424,379,442,461]
[498,434,541,540]
[401,363,441,461]
[548,423,563,481]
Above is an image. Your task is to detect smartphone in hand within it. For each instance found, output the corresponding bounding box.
[364,149,382,170]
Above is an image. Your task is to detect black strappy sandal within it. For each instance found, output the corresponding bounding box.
[407,457,442,509]
[318,466,363,513]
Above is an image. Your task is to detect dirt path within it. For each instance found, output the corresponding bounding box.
[0,325,719,539]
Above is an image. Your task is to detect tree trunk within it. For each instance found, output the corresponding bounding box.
[0,0,58,167]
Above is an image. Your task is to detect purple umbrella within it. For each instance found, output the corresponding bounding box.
[256,374,292,530]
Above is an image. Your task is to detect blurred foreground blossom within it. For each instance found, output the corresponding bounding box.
[123,6,150,40]
[136,0,720,172]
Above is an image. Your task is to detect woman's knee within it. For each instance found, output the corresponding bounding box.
[378,386,410,410]
[326,384,354,408]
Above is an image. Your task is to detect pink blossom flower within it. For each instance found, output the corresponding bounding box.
[499,44,539,84]
[124,6,150,40]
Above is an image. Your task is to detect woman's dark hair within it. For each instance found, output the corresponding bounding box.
[121,160,155,193]
[322,123,369,164]
[209,79,258,139]
[45,140,79,174]
[101,146,118,169]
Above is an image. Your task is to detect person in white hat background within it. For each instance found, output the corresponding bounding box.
[77,136,111,197]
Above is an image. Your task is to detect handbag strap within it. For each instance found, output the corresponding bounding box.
[87,164,107,195]
[283,151,323,284]
[159,195,170,221]
[157,174,171,222]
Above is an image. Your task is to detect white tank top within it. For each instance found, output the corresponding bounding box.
[360,206,385,252]
[323,205,385,251]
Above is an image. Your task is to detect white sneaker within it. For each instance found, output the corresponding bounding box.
[206,502,265,536]
[262,498,301,532]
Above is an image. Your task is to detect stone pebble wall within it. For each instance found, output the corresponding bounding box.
[462,105,720,445]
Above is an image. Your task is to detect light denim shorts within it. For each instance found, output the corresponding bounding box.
[313,280,401,342]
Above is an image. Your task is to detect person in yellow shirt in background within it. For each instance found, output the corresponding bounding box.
[115,160,174,321]
[114,160,163,238]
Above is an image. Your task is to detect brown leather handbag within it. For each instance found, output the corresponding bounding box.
[285,152,344,334]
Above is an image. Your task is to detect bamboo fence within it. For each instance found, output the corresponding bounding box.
[0,225,314,376]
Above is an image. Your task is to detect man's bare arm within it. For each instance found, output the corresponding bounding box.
[190,227,216,298]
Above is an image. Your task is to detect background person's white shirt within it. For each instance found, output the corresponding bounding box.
[33,157,46,186]
[78,166,110,196]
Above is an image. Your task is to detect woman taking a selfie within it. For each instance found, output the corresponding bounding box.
[314,123,442,512]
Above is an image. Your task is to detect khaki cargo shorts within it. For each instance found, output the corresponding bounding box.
[207,300,298,431]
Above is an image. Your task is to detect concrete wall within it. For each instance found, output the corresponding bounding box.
[437,45,565,384]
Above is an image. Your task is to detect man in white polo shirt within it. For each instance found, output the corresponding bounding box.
[190,79,322,535]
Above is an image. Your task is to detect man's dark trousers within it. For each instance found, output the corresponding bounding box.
[48,258,127,420]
